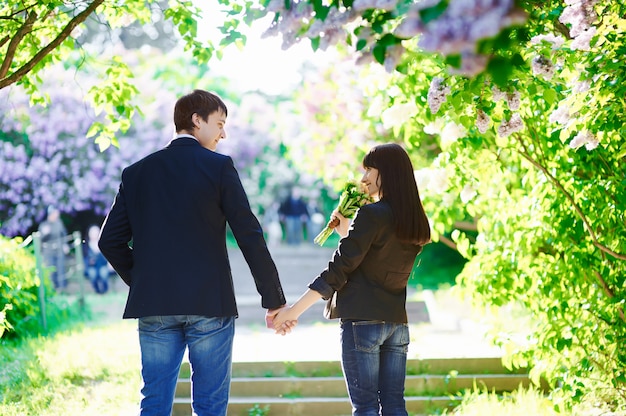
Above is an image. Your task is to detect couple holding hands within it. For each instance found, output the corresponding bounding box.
[98,89,430,416]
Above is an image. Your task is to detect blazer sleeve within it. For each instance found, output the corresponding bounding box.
[98,180,133,286]
[219,157,286,309]
[309,205,381,299]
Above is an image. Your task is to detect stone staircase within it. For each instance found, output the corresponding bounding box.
[172,357,548,416]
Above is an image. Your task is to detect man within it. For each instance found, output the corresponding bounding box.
[99,89,288,416]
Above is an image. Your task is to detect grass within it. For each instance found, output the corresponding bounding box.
[2,291,622,416]
[0,293,141,416]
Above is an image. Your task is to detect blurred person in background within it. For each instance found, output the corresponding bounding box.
[39,205,68,291]
[278,186,309,246]
[83,224,112,294]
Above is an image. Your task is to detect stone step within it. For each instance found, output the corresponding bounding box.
[172,395,457,416]
[179,357,524,379]
[171,357,547,415]
[175,373,534,398]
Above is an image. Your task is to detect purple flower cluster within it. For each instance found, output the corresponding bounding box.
[394,0,527,76]
[0,66,278,237]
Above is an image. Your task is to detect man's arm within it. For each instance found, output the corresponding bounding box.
[98,182,133,286]
[220,157,286,309]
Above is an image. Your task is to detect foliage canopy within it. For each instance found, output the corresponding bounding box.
[1,0,625,410]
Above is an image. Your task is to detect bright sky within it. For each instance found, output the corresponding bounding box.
[198,8,329,94]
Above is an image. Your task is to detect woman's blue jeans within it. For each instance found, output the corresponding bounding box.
[137,315,235,416]
[340,320,410,416]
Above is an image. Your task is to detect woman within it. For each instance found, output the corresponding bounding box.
[273,143,431,416]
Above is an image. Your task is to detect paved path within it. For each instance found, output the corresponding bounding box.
[86,243,501,362]
[228,243,501,362]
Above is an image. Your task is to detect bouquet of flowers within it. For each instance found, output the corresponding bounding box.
[313,181,374,246]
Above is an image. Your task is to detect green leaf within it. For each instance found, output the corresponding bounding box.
[487,56,513,87]
[543,88,557,105]
[419,0,448,24]
[372,43,386,64]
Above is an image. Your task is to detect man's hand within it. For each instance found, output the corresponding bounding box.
[266,305,297,335]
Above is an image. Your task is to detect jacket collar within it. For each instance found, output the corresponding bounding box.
[167,135,200,147]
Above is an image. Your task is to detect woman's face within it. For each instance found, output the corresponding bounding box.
[361,166,381,198]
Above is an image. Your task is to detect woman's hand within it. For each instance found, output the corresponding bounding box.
[331,210,350,238]
[272,306,300,335]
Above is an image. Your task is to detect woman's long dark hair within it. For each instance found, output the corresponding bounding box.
[362,143,431,246]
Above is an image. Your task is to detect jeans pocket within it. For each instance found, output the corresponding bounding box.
[352,321,385,353]
[190,315,228,333]
[138,315,164,332]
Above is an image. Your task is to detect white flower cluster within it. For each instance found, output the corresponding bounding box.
[531,55,555,80]
[506,90,520,110]
[427,77,451,114]
[492,86,520,110]
[559,0,598,51]
[475,109,490,133]
[530,33,565,49]
[414,167,449,195]
[460,184,477,203]
[381,101,418,129]
[548,104,571,125]
[394,0,527,76]
[497,113,524,137]
[569,130,599,150]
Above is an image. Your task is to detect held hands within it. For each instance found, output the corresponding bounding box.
[266,305,297,336]
[272,305,300,335]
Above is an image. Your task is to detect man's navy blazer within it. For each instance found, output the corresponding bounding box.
[99,137,286,319]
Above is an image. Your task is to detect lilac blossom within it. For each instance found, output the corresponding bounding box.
[506,90,521,110]
[492,85,507,101]
[572,78,591,93]
[530,33,566,49]
[449,52,489,77]
[394,0,527,76]
[570,26,597,51]
[384,44,405,73]
[569,130,599,151]
[549,104,571,125]
[531,55,555,80]
[476,109,490,133]
[0,64,292,237]
[559,0,598,38]
[427,77,451,114]
[353,0,398,12]
[497,113,524,137]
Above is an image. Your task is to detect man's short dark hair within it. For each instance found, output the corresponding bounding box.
[174,89,228,132]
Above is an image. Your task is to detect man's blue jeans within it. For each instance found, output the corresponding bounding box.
[340,320,410,416]
[138,315,235,416]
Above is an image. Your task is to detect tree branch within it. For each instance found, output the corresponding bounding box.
[514,133,626,261]
[593,270,625,322]
[438,235,457,251]
[0,10,38,79]
[454,220,478,232]
[0,0,106,89]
